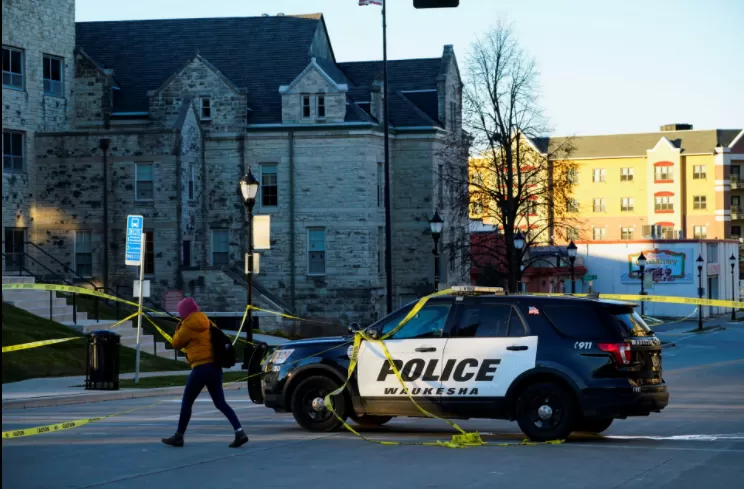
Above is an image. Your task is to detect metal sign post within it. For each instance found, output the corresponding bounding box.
[125,215,144,384]
[134,233,145,384]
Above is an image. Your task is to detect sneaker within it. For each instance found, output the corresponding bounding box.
[229,430,249,448]
[162,433,184,447]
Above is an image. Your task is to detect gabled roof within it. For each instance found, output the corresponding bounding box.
[339,58,443,127]
[76,15,323,123]
[541,129,742,158]
[75,15,446,127]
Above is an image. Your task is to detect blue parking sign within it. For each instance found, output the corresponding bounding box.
[126,215,144,266]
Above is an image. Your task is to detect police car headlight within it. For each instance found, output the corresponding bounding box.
[271,349,294,364]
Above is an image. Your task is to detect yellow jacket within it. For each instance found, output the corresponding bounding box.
[172,312,213,368]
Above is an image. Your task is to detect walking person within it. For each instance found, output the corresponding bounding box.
[162,297,249,448]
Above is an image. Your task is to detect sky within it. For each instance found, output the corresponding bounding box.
[76,0,743,136]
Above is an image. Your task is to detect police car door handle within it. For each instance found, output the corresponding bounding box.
[506,345,528,351]
[415,347,437,352]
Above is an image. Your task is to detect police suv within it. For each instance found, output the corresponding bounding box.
[251,286,669,441]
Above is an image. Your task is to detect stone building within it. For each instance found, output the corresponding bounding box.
[3,2,469,327]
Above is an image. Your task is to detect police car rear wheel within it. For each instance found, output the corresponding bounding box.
[515,382,576,442]
[291,376,347,432]
[350,413,393,427]
[575,416,613,434]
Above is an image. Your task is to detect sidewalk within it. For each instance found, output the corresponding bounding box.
[2,332,292,410]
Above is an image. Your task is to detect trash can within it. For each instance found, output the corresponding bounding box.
[85,330,121,390]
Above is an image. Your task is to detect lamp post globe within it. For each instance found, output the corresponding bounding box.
[429,209,444,292]
[696,255,704,330]
[238,170,260,344]
[637,252,647,316]
[513,232,526,250]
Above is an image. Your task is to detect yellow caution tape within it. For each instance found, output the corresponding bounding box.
[2,312,139,354]
[2,399,170,439]
[2,337,81,353]
[528,291,744,309]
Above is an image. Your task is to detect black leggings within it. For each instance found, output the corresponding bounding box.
[177,363,241,434]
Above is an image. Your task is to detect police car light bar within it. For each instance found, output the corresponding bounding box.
[450,285,505,295]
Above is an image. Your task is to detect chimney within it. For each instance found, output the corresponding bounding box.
[370,79,384,121]
[660,123,693,131]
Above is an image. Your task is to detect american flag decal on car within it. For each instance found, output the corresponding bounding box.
[528,306,540,315]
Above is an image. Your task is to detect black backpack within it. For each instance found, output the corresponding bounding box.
[210,324,236,369]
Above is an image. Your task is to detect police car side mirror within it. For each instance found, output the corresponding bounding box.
[347,322,361,334]
[367,329,380,340]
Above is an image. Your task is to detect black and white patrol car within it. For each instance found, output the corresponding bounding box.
[248,286,669,441]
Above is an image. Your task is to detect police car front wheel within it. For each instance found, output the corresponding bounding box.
[515,382,576,442]
[290,376,347,432]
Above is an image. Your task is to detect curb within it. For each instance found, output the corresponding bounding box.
[683,325,727,334]
[2,381,246,410]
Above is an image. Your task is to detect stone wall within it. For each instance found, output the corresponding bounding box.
[149,55,247,133]
[2,0,76,273]
[74,50,113,126]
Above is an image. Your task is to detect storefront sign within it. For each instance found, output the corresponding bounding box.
[622,249,692,284]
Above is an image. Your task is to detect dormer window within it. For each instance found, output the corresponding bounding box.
[317,95,326,119]
[200,97,211,120]
[302,95,311,119]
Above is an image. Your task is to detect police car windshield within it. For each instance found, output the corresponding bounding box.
[609,311,653,337]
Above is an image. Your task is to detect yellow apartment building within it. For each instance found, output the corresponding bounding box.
[470,124,744,245]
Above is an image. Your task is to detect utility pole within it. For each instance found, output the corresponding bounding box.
[382,0,393,313]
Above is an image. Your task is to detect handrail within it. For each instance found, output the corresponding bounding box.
[24,241,98,289]
[1,252,43,282]
[8,251,75,286]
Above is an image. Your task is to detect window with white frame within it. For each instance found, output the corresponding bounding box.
[593,198,605,213]
[621,168,634,181]
[43,55,64,97]
[567,198,579,213]
[3,130,24,172]
[592,168,606,183]
[211,230,229,266]
[188,162,195,200]
[260,164,278,207]
[567,169,578,183]
[693,165,706,180]
[693,225,707,239]
[592,227,606,240]
[200,97,211,120]
[732,195,741,213]
[2,46,24,89]
[377,162,384,207]
[621,227,633,240]
[302,95,311,119]
[316,95,326,119]
[693,195,707,210]
[654,165,673,181]
[655,196,673,211]
[567,228,579,241]
[308,228,326,275]
[75,231,93,277]
[135,163,154,200]
[621,197,634,212]
[470,201,484,216]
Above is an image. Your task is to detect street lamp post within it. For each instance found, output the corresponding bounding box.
[697,255,704,331]
[513,232,526,294]
[520,263,526,293]
[730,254,737,321]
[567,241,577,294]
[239,171,260,343]
[429,209,444,292]
[637,252,647,316]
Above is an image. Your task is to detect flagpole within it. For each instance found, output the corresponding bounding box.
[382,0,393,314]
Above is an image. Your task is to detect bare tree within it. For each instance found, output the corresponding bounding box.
[439,20,579,293]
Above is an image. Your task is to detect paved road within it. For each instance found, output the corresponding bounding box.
[4,323,744,489]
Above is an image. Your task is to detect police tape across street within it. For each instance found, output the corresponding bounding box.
[2,283,742,445]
